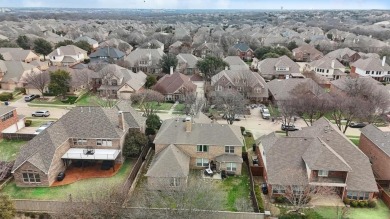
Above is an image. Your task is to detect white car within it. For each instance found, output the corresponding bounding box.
[261,108,271,119]
[32,110,50,117]
[34,127,47,135]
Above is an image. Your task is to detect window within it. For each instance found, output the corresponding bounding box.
[111,79,118,86]
[326,69,329,73]
[276,67,288,71]
[228,85,232,89]
[366,71,370,74]
[318,170,328,177]
[97,139,112,146]
[197,145,208,152]
[371,71,374,74]
[1,111,14,122]
[170,177,180,187]
[272,185,285,194]
[196,158,209,167]
[215,85,222,91]
[255,88,261,93]
[139,60,147,65]
[347,191,358,200]
[225,146,235,153]
[226,163,237,171]
[22,170,41,183]
[73,138,87,145]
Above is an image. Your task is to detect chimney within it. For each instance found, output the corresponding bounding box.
[382,56,386,67]
[170,66,174,75]
[225,66,229,70]
[56,48,60,55]
[185,117,192,132]
[118,111,124,130]
[331,60,335,69]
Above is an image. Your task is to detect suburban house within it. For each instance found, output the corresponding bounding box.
[152,72,197,101]
[0,60,41,90]
[0,48,40,63]
[30,60,50,71]
[193,42,224,58]
[96,64,147,100]
[99,38,133,55]
[146,118,244,190]
[75,35,99,50]
[359,125,390,186]
[330,76,384,95]
[230,42,253,60]
[145,39,165,51]
[0,106,25,138]
[124,48,164,74]
[309,57,346,80]
[257,55,301,80]
[211,69,268,102]
[89,47,125,63]
[267,78,325,103]
[176,53,200,75]
[350,57,390,82]
[257,118,378,201]
[224,56,250,71]
[324,48,361,65]
[48,45,88,67]
[11,104,145,187]
[292,44,323,62]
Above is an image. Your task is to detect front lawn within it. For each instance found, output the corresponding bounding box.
[132,102,173,111]
[315,200,390,219]
[1,159,134,200]
[268,105,280,117]
[244,133,255,150]
[0,140,27,161]
[174,103,185,112]
[32,96,78,105]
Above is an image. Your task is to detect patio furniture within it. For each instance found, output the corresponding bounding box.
[204,168,214,177]
[57,172,65,181]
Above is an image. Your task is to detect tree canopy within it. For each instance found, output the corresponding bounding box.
[146,114,161,131]
[254,46,292,60]
[196,55,229,81]
[145,75,157,88]
[286,41,298,51]
[159,53,178,74]
[33,38,52,59]
[123,129,148,157]
[0,40,18,48]
[48,70,71,97]
[0,194,15,219]
[16,35,31,50]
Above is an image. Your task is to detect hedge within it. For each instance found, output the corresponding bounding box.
[0,92,13,101]
[254,184,265,212]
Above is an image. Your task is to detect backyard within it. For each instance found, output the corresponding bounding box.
[0,139,27,161]
[1,159,135,200]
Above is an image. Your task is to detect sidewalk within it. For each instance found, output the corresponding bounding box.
[167,101,179,115]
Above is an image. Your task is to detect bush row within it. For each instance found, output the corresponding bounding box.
[254,184,265,213]
[0,92,13,101]
[343,198,376,208]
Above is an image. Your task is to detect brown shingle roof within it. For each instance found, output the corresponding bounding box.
[153,73,197,95]
[351,57,390,72]
[267,78,324,101]
[361,124,390,157]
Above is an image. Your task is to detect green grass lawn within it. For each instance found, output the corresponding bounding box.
[29,119,51,127]
[315,200,390,219]
[0,140,27,161]
[132,102,173,111]
[1,159,135,200]
[268,105,280,117]
[244,133,255,150]
[220,164,251,212]
[174,103,185,112]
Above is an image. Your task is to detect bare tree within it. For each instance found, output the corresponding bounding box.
[212,90,247,125]
[131,89,164,117]
[277,99,297,136]
[0,160,14,181]
[71,69,92,91]
[183,93,205,116]
[22,70,50,97]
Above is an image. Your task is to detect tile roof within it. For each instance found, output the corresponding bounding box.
[89,47,125,59]
[224,56,250,71]
[145,144,190,178]
[361,124,390,157]
[351,57,390,72]
[153,72,197,95]
[258,55,300,76]
[12,106,143,174]
[177,53,199,68]
[154,119,243,146]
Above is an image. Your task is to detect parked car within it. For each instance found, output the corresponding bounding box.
[261,108,271,119]
[57,172,65,181]
[32,110,50,117]
[24,94,37,102]
[34,126,47,135]
[281,124,299,131]
[41,121,55,128]
[349,122,367,128]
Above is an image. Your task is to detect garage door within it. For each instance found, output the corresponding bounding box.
[119,91,132,100]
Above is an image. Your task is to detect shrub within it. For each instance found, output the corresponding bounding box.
[358,201,366,208]
[246,132,252,137]
[240,126,245,134]
[275,196,286,203]
[15,87,26,94]
[25,120,32,127]
[343,197,351,205]
[0,92,13,101]
[166,100,175,104]
[254,184,265,212]
[368,200,376,208]
[145,127,156,135]
[350,200,359,207]
[279,213,306,219]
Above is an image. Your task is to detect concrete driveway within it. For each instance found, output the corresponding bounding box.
[7,97,70,119]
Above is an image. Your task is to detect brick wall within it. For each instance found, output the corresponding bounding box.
[69,138,121,150]
[0,109,19,133]
[360,134,390,181]
[47,141,71,185]
[14,162,49,187]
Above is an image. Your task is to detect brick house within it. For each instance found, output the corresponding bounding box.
[152,72,197,101]
[124,48,164,74]
[292,44,323,62]
[350,57,390,82]
[193,42,224,58]
[11,103,145,187]
[360,124,390,186]
[257,55,301,80]
[146,118,244,190]
[257,118,378,201]
[324,48,361,65]
[176,53,200,75]
[0,60,41,91]
[309,57,346,80]
[230,42,253,61]
[0,106,25,137]
[211,69,268,102]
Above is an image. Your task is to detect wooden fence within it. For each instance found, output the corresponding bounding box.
[243,154,261,213]
[122,144,150,194]
[377,184,390,209]
[2,133,36,141]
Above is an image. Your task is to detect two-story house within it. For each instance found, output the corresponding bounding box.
[0,60,41,90]
[176,53,200,75]
[124,48,164,74]
[350,57,390,82]
[257,118,378,201]
[324,48,361,65]
[11,104,145,187]
[193,42,224,58]
[257,55,301,80]
[96,64,147,100]
[152,71,197,101]
[0,106,25,138]
[89,47,125,63]
[360,124,390,187]
[48,45,88,67]
[230,42,253,61]
[211,69,268,102]
[146,118,244,190]
[224,56,250,71]
[292,44,323,62]
[309,57,346,80]
[75,35,99,50]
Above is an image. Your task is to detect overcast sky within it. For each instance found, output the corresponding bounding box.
[0,0,388,10]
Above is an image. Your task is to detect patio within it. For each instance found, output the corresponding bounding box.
[52,162,122,186]
[201,170,222,180]
[309,194,344,207]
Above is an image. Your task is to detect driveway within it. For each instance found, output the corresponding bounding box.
[193,81,205,99]
[8,97,70,119]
